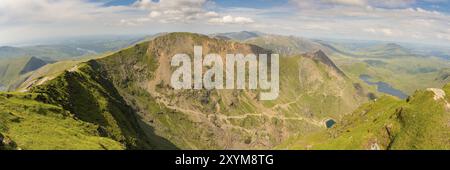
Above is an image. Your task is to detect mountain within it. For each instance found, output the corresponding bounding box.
[211,31,263,41]
[245,35,324,56]
[1,32,368,150]
[358,43,413,58]
[0,45,87,60]
[0,35,148,60]
[0,56,50,91]
[278,83,450,150]
[0,46,27,58]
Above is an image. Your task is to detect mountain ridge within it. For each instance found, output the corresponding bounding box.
[0,32,370,149]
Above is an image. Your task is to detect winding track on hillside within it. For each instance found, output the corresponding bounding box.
[147,84,324,129]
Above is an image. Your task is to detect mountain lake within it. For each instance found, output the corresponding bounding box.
[359,74,408,99]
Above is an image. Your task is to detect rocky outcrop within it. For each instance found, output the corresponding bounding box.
[0,133,17,150]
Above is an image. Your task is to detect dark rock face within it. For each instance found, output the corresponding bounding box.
[19,56,47,75]
[304,50,346,76]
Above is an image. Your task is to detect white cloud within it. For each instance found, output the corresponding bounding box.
[132,0,207,22]
[279,0,450,45]
[208,15,255,24]
[205,11,220,17]
[381,28,394,36]
[0,0,145,44]
[363,28,395,36]
[126,0,255,25]
[149,11,161,18]
[0,0,135,24]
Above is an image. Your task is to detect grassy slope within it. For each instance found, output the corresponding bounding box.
[265,55,366,119]
[88,42,180,149]
[29,53,154,149]
[278,83,450,150]
[244,35,369,118]
[14,52,115,92]
[0,92,124,150]
[1,42,177,150]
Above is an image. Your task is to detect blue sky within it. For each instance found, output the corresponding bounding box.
[414,0,450,13]
[0,0,449,46]
[100,0,135,6]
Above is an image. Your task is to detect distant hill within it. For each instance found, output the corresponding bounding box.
[0,35,148,60]
[358,43,414,58]
[245,35,323,56]
[0,45,87,59]
[210,31,264,41]
[0,46,27,58]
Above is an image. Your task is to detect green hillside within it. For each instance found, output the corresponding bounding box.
[1,43,177,150]
[0,92,124,150]
[278,83,450,150]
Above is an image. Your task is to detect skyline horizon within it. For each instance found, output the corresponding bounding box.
[1,30,449,49]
